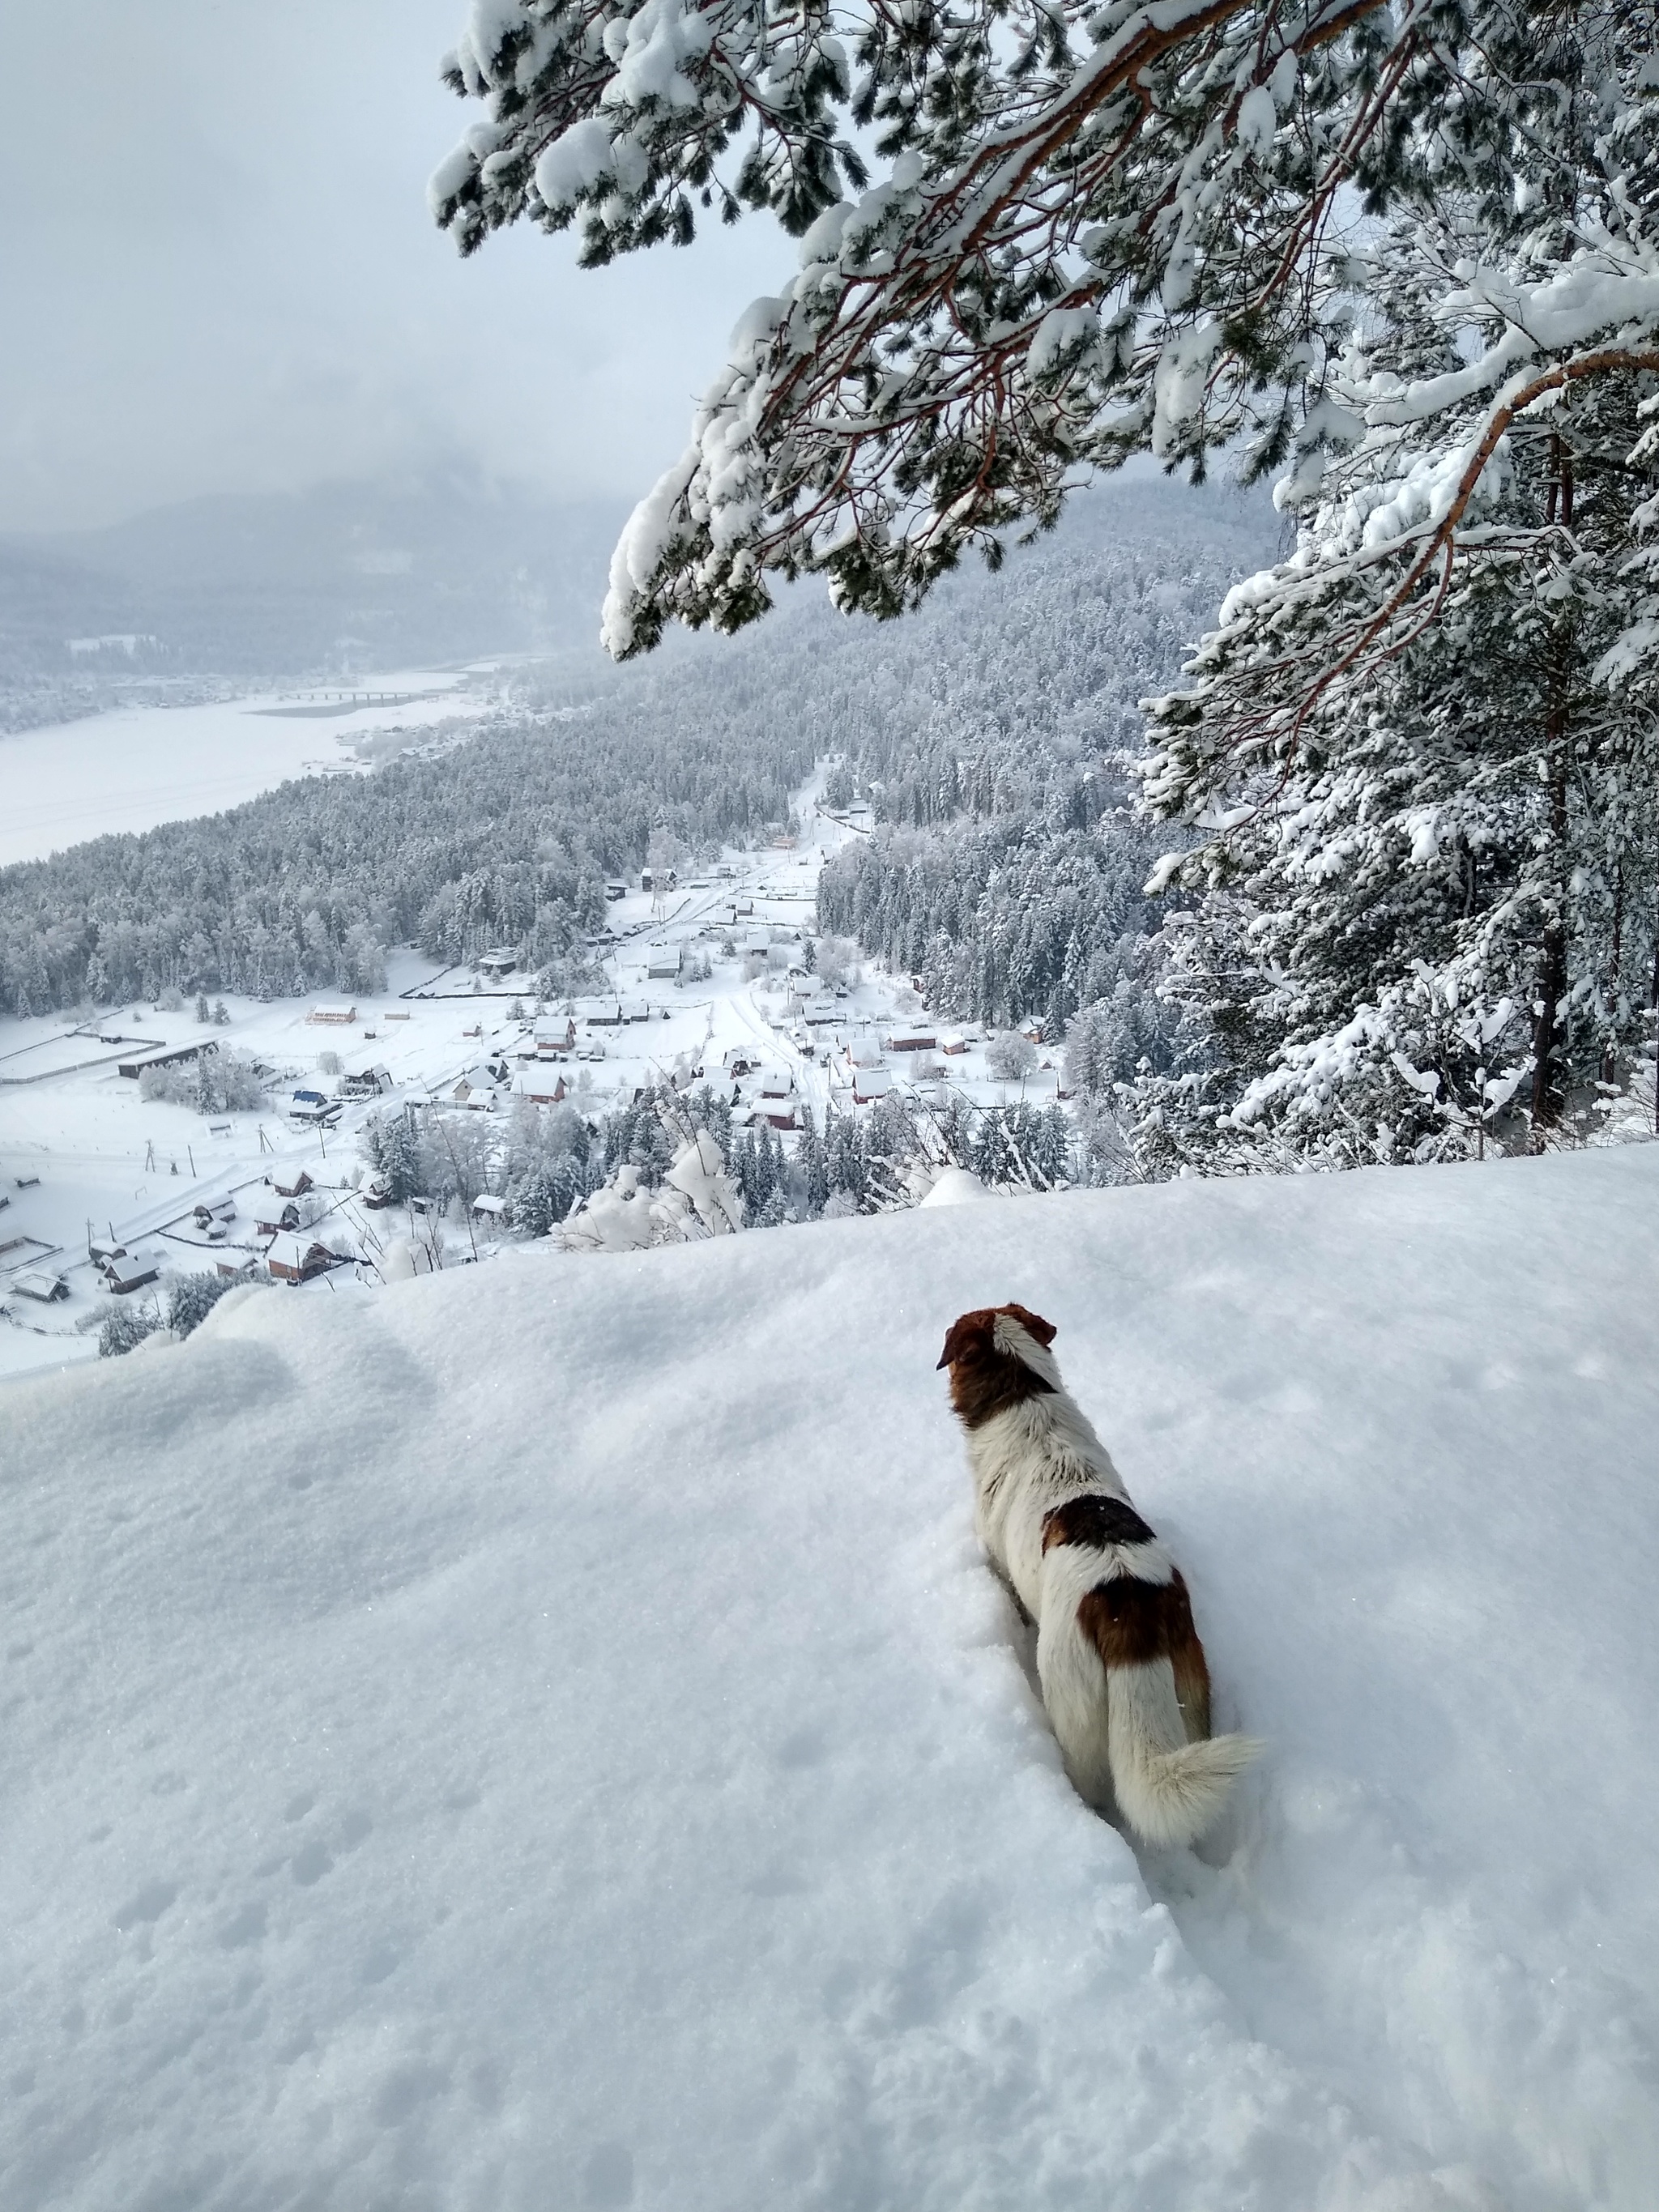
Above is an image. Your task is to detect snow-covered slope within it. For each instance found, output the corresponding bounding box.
[6,1152,1656,2211]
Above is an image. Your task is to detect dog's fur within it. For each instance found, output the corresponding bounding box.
[939,1303,1258,1848]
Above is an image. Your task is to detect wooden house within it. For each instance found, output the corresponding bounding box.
[514,1070,567,1106]
[103,1249,161,1295]
[265,1233,348,1285]
[117,1042,207,1080]
[448,1068,501,1111]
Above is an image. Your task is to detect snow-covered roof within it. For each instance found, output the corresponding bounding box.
[265,1233,343,1272]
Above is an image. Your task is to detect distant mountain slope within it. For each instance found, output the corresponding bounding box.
[0,476,628,714]
[5,1150,1656,2210]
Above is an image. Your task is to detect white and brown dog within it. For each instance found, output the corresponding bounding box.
[939,1302,1257,1848]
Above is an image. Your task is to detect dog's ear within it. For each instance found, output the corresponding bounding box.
[937,1310,995,1370]
[1000,1302,1057,1348]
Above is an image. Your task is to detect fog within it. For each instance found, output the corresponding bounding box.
[0,0,786,533]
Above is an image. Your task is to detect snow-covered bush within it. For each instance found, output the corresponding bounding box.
[98,1302,160,1358]
[138,1050,265,1114]
[985,1034,1038,1084]
[165,1272,236,1339]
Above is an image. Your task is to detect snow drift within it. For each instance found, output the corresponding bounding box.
[4,1150,1657,2210]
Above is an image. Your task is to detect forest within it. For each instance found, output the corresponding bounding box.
[0,482,1271,1026]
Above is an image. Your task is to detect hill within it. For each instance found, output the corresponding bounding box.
[5,1151,1656,2209]
[0,478,628,728]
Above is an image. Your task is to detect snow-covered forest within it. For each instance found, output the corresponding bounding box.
[0,484,1270,1027]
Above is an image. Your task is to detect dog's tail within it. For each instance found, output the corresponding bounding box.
[1104,1669,1260,1850]
[1038,1524,1259,1850]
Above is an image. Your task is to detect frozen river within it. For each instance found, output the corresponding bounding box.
[0,672,486,867]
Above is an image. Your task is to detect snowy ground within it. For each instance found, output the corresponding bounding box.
[3,1148,1654,2210]
[0,766,1045,1382]
[0,670,491,867]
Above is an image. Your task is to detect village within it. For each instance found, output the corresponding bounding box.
[0,771,1068,1381]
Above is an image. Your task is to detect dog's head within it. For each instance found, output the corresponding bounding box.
[937,1303,1060,1426]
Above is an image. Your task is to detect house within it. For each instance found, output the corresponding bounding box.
[723,1047,757,1077]
[476,948,519,982]
[89,1235,126,1268]
[265,1233,348,1285]
[803,999,840,1026]
[449,1068,501,1110]
[744,931,772,959]
[851,1068,893,1104]
[271,1169,314,1200]
[117,1042,207,1080]
[534,1018,577,1057]
[257,1202,302,1236]
[886,1031,938,1054]
[305,1001,357,1026]
[215,1253,259,1278]
[940,1034,970,1056]
[757,1069,795,1101]
[646,952,680,982]
[604,881,627,901]
[757,1099,800,1131]
[288,1089,340,1125]
[586,1001,625,1027]
[361,1175,392,1211]
[338,1063,392,1098]
[514,1070,567,1106]
[847,1037,885,1069]
[471,1193,509,1222]
[11,1269,68,1302]
[619,999,650,1024]
[103,1249,161,1295]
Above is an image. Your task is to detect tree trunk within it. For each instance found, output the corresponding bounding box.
[1531,443,1574,1136]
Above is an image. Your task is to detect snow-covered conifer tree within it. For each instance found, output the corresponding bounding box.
[1134,70,1659,1166]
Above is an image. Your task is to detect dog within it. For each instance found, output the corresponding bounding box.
[939,1302,1258,1848]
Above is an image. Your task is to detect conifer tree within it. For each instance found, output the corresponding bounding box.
[1134,148,1659,1164]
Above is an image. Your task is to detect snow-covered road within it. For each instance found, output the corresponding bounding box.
[4,1149,1656,2209]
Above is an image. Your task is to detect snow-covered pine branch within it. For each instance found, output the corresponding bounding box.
[432,2,1658,663]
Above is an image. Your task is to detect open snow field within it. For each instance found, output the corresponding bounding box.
[0,672,488,867]
[3,1149,1655,2210]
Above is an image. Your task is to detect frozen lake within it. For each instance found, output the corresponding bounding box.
[0,673,486,867]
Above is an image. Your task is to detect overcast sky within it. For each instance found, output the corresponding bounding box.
[0,0,787,534]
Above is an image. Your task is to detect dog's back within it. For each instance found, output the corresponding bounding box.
[939,1303,1258,1848]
